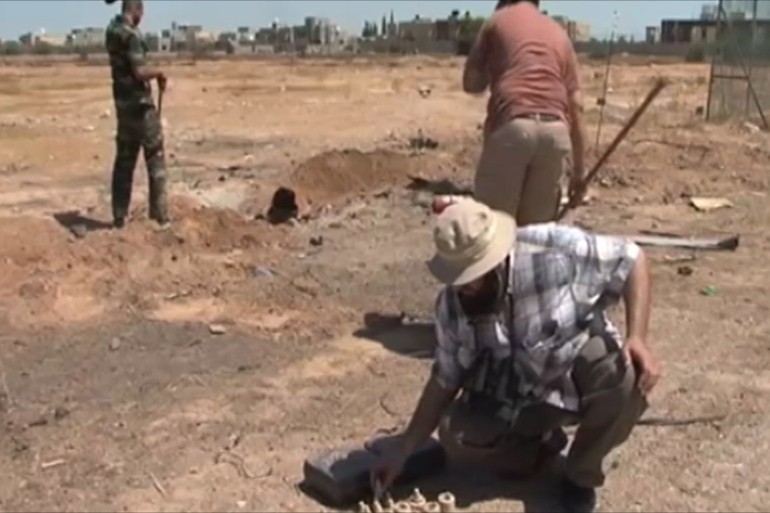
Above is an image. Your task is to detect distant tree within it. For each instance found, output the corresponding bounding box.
[362,21,378,38]
[0,41,23,55]
[458,16,486,40]
[381,15,387,37]
[32,42,54,55]
[451,9,460,19]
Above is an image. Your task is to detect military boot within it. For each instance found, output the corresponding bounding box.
[148,176,170,226]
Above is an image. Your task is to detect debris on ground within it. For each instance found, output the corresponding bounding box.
[689,197,734,212]
[742,121,761,134]
[208,324,227,335]
[417,85,432,98]
[408,131,439,151]
[70,224,87,239]
[109,338,122,351]
[701,285,718,297]
[41,459,66,470]
[677,265,694,276]
[251,266,275,279]
[310,236,324,247]
[663,254,697,264]
[53,406,70,421]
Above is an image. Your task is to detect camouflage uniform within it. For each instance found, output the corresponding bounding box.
[105,14,168,223]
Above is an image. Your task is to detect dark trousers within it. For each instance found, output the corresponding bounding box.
[111,104,168,221]
[438,335,648,488]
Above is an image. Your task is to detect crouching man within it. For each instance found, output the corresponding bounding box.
[372,200,662,513]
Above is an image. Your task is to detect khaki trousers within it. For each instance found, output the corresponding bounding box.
[474,117,571,225]
[438,335,648,489]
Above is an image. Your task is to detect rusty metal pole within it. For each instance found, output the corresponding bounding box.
[705,0,724,122]
[557,77,668,220]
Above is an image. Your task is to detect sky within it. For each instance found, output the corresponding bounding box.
[0,0,716,41]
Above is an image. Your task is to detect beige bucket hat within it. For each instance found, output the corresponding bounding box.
[427,199,517,286]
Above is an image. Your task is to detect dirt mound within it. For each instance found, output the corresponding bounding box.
[289,149,428,210]
[0,195,292,330]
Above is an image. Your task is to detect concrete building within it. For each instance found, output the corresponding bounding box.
[145,32,160,52]
[305,16,334,45]
[254,28,273,45]
[68,27,105,48]
[236,26,254,43]
[646,26,661,44]
[34,33,68,47]
[160,22,203,52]
[435,18,460,41]
[660,18,718,43]
[398,17,435,43]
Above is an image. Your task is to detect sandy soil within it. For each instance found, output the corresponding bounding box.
[0,53,769,512]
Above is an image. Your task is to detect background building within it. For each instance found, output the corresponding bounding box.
[68,27,105,49]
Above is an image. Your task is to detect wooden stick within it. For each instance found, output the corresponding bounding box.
[41,459,66,470]
[148,472,167,497]
[558,77,668,220]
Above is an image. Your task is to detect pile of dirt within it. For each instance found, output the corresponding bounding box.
[0,195,293,330]
[288,149,431,211]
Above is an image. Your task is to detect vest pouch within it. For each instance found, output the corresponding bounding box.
[450,348,519,449]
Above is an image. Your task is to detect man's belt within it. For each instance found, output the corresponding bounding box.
[515,113,562,122]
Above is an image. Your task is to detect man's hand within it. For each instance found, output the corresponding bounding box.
[369,377,458,491]
[371,444,408,491]
[567,170,587,208]
[625,337,662,395]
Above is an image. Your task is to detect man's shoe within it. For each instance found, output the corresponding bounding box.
[150,211,170,226]
[113,217,125,229]
[560,478,597,513]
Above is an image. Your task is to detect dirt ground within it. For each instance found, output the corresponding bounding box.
[0,53,769,512]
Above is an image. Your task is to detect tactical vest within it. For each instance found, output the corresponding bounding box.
[457,253,533,427]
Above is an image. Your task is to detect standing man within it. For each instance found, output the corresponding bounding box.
[373,200,662,513]
[463,0,588,225]
[105,0,169,228]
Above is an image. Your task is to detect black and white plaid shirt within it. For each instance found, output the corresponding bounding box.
[432,223,641,411]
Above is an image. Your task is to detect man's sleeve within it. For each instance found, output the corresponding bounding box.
[575,230,640,297]
[431,290,464,390]
[126,31,146,71]
[534,224,640,296]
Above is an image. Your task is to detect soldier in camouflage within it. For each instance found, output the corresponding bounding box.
[104,0,169,228]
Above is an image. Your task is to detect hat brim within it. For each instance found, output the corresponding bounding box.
[427,210,516,286]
